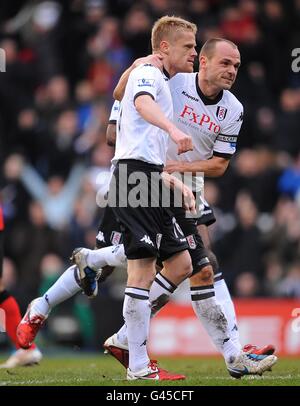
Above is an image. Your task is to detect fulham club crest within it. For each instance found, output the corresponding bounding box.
[216,106,228,121]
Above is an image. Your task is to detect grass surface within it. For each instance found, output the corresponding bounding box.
[0,354,299,386]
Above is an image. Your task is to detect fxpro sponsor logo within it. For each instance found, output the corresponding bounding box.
[179,104,220,134]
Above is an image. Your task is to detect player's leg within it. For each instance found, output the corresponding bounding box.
[124,257,156,375]
[197,219,275,356]
[16,205,123,348]
[185,244,277,377]
[16,264,82,349]
[197,223,241,349]
[0,230,42,367]
[71,204,125,297]
[105,206,277,377]
[112,162,187,381]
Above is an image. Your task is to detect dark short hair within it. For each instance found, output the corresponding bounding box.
[200,38,238,59]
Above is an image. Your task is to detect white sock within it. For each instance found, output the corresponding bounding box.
[115,271,177,344]
[149,272,176,317]
[123,287,151,373]
[84,245,127,269]
[190,285,240,362]
[116,323,128,346]
[33,265,81,316]
[214,277,241,350]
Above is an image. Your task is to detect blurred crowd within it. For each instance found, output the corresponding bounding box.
[1,0,300,337]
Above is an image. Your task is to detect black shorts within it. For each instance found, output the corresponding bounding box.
[109,160,188,261]
[195,195,216,227]
[171,205,210,275]
[95,204,122,249]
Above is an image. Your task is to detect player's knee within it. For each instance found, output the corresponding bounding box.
[183,255,193,278]
[190,265,214,285]
[206,250,219,275]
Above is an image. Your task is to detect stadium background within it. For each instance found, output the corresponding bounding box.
[0,0,299,356]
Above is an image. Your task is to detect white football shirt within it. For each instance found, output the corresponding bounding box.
[113,64,172,166]
[167,72,243,190]
[108,100,121,123]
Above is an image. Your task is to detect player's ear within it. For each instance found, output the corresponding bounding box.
[160,40,170,55]
[199,55,207,69]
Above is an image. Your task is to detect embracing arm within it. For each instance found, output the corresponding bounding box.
[113,54,163,101]
[165,156,230,177]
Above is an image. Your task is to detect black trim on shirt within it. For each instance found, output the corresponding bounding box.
[195,74,223,105]
[213,151,233,159]
[163,67,170,79]
[108,120,117,125]
[133,91,155,103]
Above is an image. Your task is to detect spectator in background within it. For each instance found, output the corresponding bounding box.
[278,152,300,199]
[276,262,300,298]
[214,191,263,289]
[4,154,85,230]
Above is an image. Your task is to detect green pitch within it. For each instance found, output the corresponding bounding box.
[0,354,299,386]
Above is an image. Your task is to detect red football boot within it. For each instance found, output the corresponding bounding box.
[17,300,47,349]
[127,360,186,381]
[103,333,129,368]
[243,343,275,356]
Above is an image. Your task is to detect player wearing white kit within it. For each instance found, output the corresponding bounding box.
[103,39,276,374]
[19,16,198,381]
[17,37,277,379]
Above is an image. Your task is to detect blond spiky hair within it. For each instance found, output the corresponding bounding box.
[151,16,197,51]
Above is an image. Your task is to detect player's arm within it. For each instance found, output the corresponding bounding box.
[106,100,120,147]
[113,54,163,101]
[135,94,193,155]
[106,123,116,146]
[165,156,230,177]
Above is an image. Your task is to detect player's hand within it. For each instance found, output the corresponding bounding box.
[182,184,196,214]
[133,54,163,70]
[169,127,193,155]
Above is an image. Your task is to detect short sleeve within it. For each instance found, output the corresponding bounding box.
[213,108,244,159]
[109,100,121,124]
[131,64,162,103]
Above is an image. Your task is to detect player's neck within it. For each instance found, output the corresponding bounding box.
[198,76,222,100]
[162,61,176,79]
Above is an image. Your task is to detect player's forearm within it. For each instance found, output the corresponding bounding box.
[106,124,117,146]
[135,95,175,134]
[113,58,145,101]
[113,66,133,101]
[167,157,229,177]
